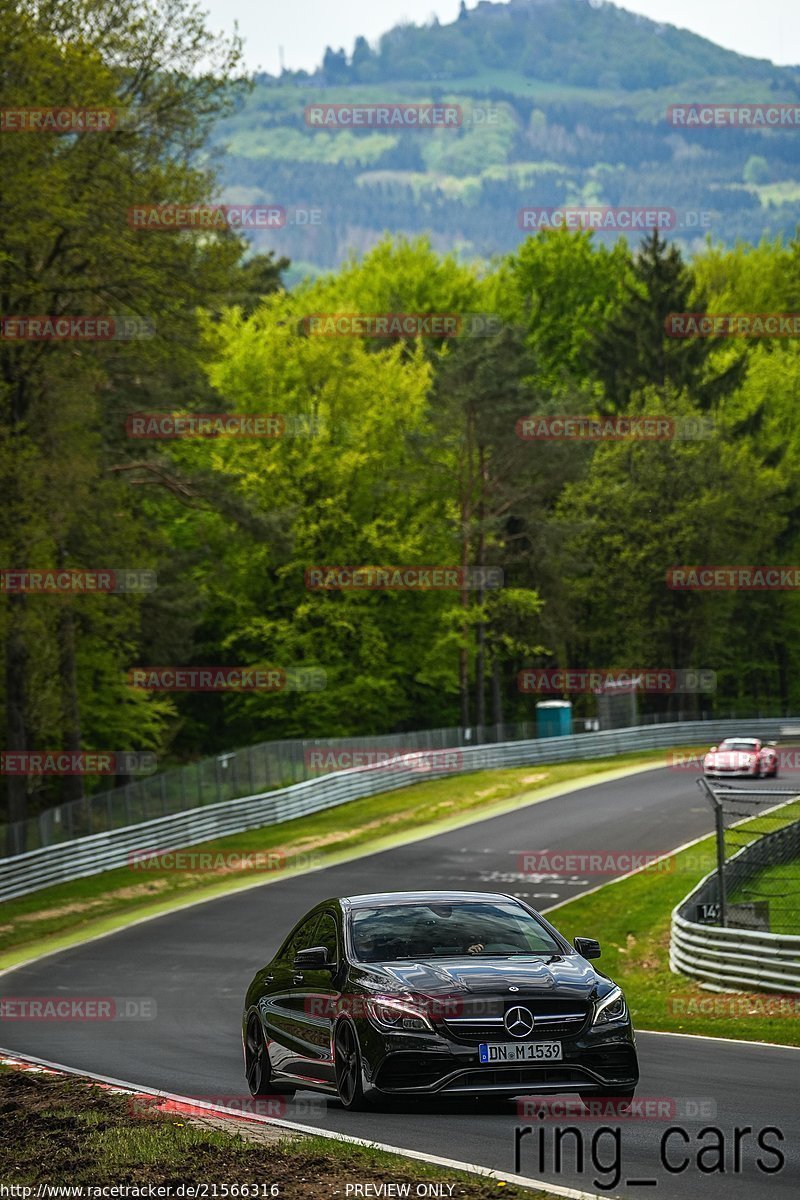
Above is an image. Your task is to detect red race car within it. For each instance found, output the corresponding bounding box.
[703,737,778,778]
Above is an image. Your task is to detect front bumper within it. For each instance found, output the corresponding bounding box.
[356,1020,639,1099]
[704,764,758,776]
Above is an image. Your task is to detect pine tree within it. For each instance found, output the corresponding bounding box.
[587,232,745,412]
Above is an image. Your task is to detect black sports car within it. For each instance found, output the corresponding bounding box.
[242,890,638,1110]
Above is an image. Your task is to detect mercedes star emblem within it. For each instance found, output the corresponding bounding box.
[504,1005,535,1037]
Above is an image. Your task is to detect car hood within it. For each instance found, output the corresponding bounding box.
[706,750,755,764]
[362,955,602,1000]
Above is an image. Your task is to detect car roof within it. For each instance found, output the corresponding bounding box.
[336,890,520,911]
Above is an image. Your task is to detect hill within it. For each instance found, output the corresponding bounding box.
[212,0,800,279]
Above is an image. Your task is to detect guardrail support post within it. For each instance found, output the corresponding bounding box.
[714,801,727,929]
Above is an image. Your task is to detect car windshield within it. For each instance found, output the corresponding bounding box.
[718,740,758,752]
[349,900,563,962]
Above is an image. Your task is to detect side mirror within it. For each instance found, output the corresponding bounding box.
[293,945,332,970]
[573,936,601,960]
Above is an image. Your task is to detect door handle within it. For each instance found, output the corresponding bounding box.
[293,973,304,984]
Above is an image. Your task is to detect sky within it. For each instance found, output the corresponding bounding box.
[199,0,800,76]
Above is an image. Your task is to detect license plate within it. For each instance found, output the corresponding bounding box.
[478,1041,562,1063]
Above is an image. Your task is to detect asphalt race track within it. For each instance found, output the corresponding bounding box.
[2,766,799,1198]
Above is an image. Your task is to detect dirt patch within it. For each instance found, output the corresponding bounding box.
[0,1066,546,1197]
[520,773,548,785]
[16,899,107,923]
[16,880,172,924]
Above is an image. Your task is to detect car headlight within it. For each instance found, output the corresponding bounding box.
[366,996,434,1032]
[592,986,628,1025]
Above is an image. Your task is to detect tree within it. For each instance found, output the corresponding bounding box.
[351,36,378,82]
[322,46,349,83]
[0,0,244,847]
[431,321,547,728]
[586,232,746,413]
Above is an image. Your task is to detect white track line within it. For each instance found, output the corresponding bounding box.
[634,1028,800,1050]
[0,1048,615,1200]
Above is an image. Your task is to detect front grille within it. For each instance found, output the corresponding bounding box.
[442,997,590,1044]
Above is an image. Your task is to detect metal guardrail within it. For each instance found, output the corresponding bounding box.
[4,708,786,857]
[0,717,790,903]
[671,809,800,995]
[671,909,800,995]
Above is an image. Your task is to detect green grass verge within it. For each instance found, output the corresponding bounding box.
[728,858,800,936]
[0,1063,552,1195]
[547,799,800,1047]
[0,747,696,970]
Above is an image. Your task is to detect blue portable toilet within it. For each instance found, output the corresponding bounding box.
[536,700,573,738]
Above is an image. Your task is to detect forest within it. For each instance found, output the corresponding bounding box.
[2,0,800,830]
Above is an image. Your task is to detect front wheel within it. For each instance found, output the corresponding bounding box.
[334,1020,368,1110]
[244,1013,295,1097]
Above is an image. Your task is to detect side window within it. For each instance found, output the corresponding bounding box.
[279,915,320,964]
[314,913,339,965]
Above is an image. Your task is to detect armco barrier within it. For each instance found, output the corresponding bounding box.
[670,815,800,995]
[0,718,789,903]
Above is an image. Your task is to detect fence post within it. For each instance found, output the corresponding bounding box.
[714,802,728,929]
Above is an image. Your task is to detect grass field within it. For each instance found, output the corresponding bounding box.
[728,857,800,936]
